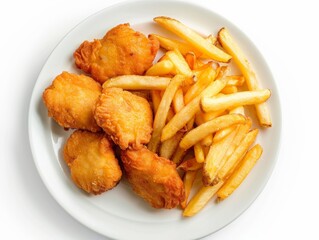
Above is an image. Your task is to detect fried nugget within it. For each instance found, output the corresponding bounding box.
[64,130,122,194]
[121,147,185,209]
[94,87,153,150]
[74,23,159,84]
[42,71,102,132]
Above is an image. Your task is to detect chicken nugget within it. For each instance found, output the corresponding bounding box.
[42,71,101,132]
[94,87,153,150]
[121,147,185,209]
[64,130,122,194]
[74,23,159,84]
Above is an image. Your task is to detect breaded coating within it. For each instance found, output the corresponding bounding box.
[42,71,102,132]
[64,130,122,195]
[121,147,185,209]
[74,23,159,84]
[94,87,153,150]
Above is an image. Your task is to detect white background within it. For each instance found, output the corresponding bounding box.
[0,0,318,239]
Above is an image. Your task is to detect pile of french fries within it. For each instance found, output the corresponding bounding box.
[103,16,271,216]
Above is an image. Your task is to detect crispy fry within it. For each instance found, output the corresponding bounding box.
[151,90,161,114]
[154,17,231,62]
[159,131,184,159]
[150,34,202,57]
[225,75,245,87]
[173,88,185,113]
[194,143,205,163]
[179,114,246,150]
[161,78,227,142]
[102,75,171,90]
[184,52,197,70]
[181,170,198,209]
[216,129,259,183]
[218,28,271,127]
[217,144,263,200]
[177,158,203,171]
[172,147,187,165]
[183,181,224,217]
[146,60,175,76]
[203,120,251,185]
[148,75,186,152]
[201,89,271,112]
[229,106,245,115]
[166,49,193,77]
[213,125,237,143]
[221,85,238,94]
[184,65,217,104]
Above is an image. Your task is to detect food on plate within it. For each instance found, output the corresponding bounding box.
[74,23,159,84]
[42,15,272,216]
[153,16,232,62]
[121,147,185,209]
[94,87,153,150]
[42,71,102,132]
[63,130,122,195]
[218,27,272,127]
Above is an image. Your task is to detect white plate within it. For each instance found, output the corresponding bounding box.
[28,1,282,239]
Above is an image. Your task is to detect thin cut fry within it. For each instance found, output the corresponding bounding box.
[221,85,238,94]
[166,49,193,77]
[102,75,171,90]
[146,60,175,76]
[217,144,263,200]
[218,28,271,127]
[181,170,198,209]
[150,34,202,57]
[179,114,246,150]
[148,75,186,152]
[173,88,185,113]
[183,181,224,217]
[161,78,227,142]
[216,129,259,182]
[194,143,205,163]
[213,125,237,143]
[151,90,161,114]
[154,16,232,62]
[159,131,184,159]
[201,89,271,112]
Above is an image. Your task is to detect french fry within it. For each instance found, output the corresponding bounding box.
[206,34,217,45]
[184,52,197,70]
[217,144,263,200]
[148,75,186,152]
[194,111,214,147]
[229,106,245,115]
[194,143,205,163]
[178,158,203,171]
[102,75,171,90]
[159,131,184,159]
[151,90,161,114]
[154,17,232,62]
[218,28,272,127]
[201,89,271,112]
[146,60,175,76]
[166,49,193,77]
[179,114,246,150]
[213,125,237,143]
[183,181,224,217]
[202,109,227,122]
[150,34,203,57]
[172,88,185,113]
[225,75,245,87]
[216,129,259,183]
[202,126,239,186]
[184,65,217,104]
[181,170,198,209]
[161,78,227,142]
[221,85,238,94]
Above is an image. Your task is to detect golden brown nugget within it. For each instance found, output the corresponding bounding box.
[74,23,159,84]
[64,130,122,195]
[42,71,102,132]
[94,87,153,150]
[121,147,185,209]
